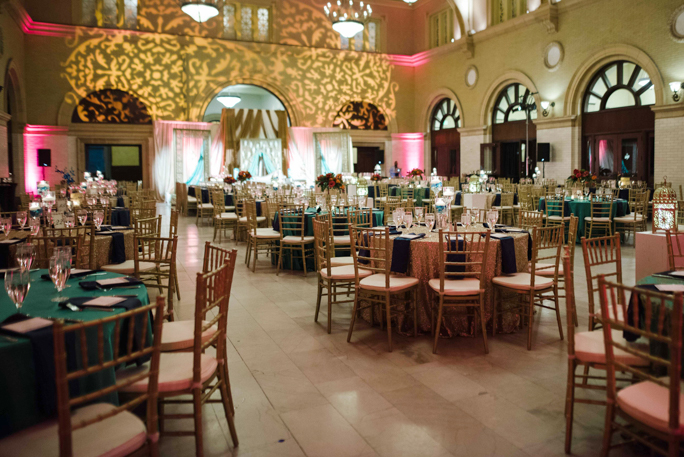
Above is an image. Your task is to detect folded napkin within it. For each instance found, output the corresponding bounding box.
[97,231,126,264]
[654,270,684,279]
[59,295,141,311]
[388,227,402,236]
[446,238,466,273]
[79,276,143,290]
[390,233,426,273]
[98,225,113,232]
[494,227,532,261]
[41,269,99,281]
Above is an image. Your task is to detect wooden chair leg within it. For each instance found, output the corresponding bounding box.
[527,293,535,350]
[600,402,615,457]
[432,296,443,354]
[276,244,283,276]
[192,389,204,457]
[315,279,322,323]
[553,285,564,341]
[479,293,489,354]
[301,245,307,277]
[565,359,576,454]
[218,369,239,447]
[347,290,360,343]
[385,292,393,352]
[413,288,417,338]
[327,280,333,334]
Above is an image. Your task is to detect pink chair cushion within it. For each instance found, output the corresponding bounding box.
[101,260,156,275]
[574,330,649,366]
[533,262,562,276]
[0,403,146,457]
[617,381,684,434]
[320,265,372,280]
[359,274,419,292]
[282,235,315,243]
[333,235,352,245]
[117,352,218,393]
[428,278,483,296]
[330,256,354,266]
[160,320,218,352]
[492,272,553,291]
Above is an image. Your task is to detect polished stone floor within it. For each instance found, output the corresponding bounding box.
[157,204,642,457]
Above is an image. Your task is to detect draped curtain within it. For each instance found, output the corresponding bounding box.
[314,132,353,177]
[221,108,287,172]
[240,139,281,177]
[288,127,354,184]
[175,129,209,185]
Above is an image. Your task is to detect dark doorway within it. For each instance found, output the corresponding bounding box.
[431,128,460,177]
[5,78,15,179]
[354,146,384,173]
[85,144,143,182]
[492,120,537,181]
[500,142,520,180]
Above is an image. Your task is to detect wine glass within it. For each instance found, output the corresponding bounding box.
[5,268,30,309]
[94,210,104,230]
[16,244,35,271]
[461,213,471,230]
[29,217,41,236]
[56,248,72,288]
[414,207,424,225]
[487,209,499,228]
[49,256,69,302]
[392,210,401,228]
[404,213,413,230]
[64,212,75,229]
[77,209,88,226]
[425,213,435,232]
[1,217,11,239]
[16,211,27,230]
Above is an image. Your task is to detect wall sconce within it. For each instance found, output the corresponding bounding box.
[670,82,683,102]
[541,101,555,117]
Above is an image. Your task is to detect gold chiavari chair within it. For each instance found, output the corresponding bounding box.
[135,215,162,238]
[28,233,83,269]
[185,184,197,216]
[349,208,373,228]
[118,263,239,455]
[246,200,280,272]
[544,194,570,232]
[581,233,622,331]
[195,188,214,226]
[492,193,515,226]
[666,229,684,272]
[598,277,683,457]
[43,225,95,269]
[614,191,648,244]
[382,197,401,225]
[492,225,564,350]
[175,182,186,215]
[429,229,491,354]
[347,225,419,352]
[518,209,544,230]
[0,296,166,457]
[585,194,614,239]
[313,218,370,333]
[377,183,389,203]
[212,191,237,243]
[276,205,314,276]
[169,210,179,238]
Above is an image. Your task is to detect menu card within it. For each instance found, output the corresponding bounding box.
[96,277,129,286]
[2,317,53,334]
[83,296,127,307]
[655,284,684,292]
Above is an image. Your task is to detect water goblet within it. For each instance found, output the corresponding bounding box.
[16,244,35,272]
[94,210,104,230]
[77,209,88,226]
[16,211,27,229]
[487,209,499,228]
[404,213,413,230]
[461,213,471,230]
[414,207,424,225]
[425,213,435,232]
[5,268,30,309]
[1,217,11,239]
[29,217,40,236]
[49,256,69,302]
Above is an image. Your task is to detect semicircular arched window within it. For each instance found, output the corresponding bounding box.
[493,83,537,125]
[72,89,152,124]
[583,61,655,113]
[333,101,388,130]
[431,98,461,131]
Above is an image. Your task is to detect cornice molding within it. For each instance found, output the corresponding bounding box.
[533,115,578,130]
[68,123,154,138]
[24,124,69,135]
[0,111,11,126]
[651,103,684,120]
[457,125,487,137]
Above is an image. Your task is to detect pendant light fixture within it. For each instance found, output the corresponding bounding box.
[324,0,372,38]
[217,93,241,108]
[181,0,219,23]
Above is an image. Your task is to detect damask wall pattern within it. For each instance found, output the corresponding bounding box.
[333,101,388,130]
[71,88,152,123]
[60,27,398,127]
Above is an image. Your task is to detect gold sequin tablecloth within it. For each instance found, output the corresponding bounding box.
[361,226,530,338]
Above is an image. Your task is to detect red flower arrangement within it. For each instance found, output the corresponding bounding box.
[370,173,381,182]
[567,169,597,184]
[237,171,252,182]
[406,168,424,179]
[315,173,345,192]
[224,176,237,185]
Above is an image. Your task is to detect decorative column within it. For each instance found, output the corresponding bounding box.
[533,115,578,182]
[652,104,684,195]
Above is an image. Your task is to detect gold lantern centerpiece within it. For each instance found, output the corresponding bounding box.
[468,174,481,193]
[652,177,678,233]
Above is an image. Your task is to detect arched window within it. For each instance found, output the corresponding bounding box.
[430,98,460,131]
[333,101,388,130]
[583,61,655,113]
[72,89,152,124]
[493,83,537,124]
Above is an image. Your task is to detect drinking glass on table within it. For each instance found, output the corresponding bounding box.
[461,213,471,230]
[94,210,104,230]
[16,211,27,230]
[414,207,423,226]
[29,217,40,236]
[64,212,75,229]
[77,209,88,226]
[49,256,69,302]
[0,217,12,239]
[392,210,402,227]
[425,213,435,232]
[404,213,413,230]
[16,243,35,271]
[5,268,30,309]
[487,209,499,228]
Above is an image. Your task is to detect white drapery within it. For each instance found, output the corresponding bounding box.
[240,139,282,177]
[314,132,352,176]
[288,127,353,184]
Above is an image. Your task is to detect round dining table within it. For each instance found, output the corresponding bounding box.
[0,270,150,438]
[538,197,631,242]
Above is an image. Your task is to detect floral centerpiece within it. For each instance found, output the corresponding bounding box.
[224,176,237,185]
[237,170,252,182]
[55,167,76,185]
[406,168,424,180]
[567,169,597,185]
[370,173,381,182]
[316,173,345,192]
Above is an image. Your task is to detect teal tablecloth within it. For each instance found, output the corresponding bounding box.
[0,269,150,438]
[272,208,384,271]
[389,187,431,207]
[538,198,630,242]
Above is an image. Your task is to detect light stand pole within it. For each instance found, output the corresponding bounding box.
[519,92,538,181]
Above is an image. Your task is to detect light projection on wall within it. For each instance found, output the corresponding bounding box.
[60,27,397,127]
[333,101,388,130]
[72,89,152,123]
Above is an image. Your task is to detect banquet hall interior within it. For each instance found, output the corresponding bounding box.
[1,0,684,456]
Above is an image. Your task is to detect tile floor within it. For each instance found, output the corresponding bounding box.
[157,205,643,457]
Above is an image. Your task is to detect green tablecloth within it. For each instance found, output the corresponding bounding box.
[272,209,384,271]
[538,198,630,242]
[389,186,431,207]
[0,269,149,438]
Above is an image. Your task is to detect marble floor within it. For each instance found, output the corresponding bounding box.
[156,204,642,457]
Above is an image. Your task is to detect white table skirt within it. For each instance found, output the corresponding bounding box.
[635,231,684,281]
[462,193,495,210]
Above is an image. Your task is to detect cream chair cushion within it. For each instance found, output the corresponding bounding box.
[584,216,611,222]
[359,273,419,292]
[160,320,218,352]
[614,214,643,222]
[533,262,562,276]
[117,352,218,393]
[617,380,684,434]
[492,272,553,291]
[254,228,281,239]
[320,265,372,280]
[216,212,237,220]
[239,216,266,223]
[101,260,156,275]
[0,403,147,457]
[187,195,197,203]
[330,256,354,266]
[282,235,315,243]
[574,329,649,366]
[198,203,214,209]
[428,278,483,296]
[333,235,352,245]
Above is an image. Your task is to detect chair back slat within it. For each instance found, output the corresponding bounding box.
[313,218,332,274]
[666,230,684,272]
[278,206,307,240]
[581,233,622,330]
[518,210,543,230]
[437,230,491,291]
[349,225,389,285]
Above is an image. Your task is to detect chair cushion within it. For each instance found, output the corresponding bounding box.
[359,273,419,292]
[533,262,562,276]
[320,265,372,280]
[282,235,314,243]
[160,320,217,352]
[239,216,266,223]
[187,196,197,202]
[330,256,354,266]
[199,203,214,209]
[547,215,572,221]
[0,403,146,457]
[428,278,483,296]
[118,352,218,393]
[617,380,684,434]
[254,228,281,239]
[584,216,611,222]
[614,215,643,222]
[216,212,237,220]
[101,260,156,275]
[492,272,553,291]
[574,329,649,366]
[333,235,352,245]
[225,206,236,211]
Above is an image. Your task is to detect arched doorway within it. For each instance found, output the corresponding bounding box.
[332,100,388,173]
[490,83,537,181]
[581,60,655,187]
[430,98,461,178]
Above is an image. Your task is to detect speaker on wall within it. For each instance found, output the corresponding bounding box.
[537,143,551,162]
[37,149,51,167]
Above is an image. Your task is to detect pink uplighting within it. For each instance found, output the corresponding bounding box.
[392,133,424,174]
[23,125,69,194]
